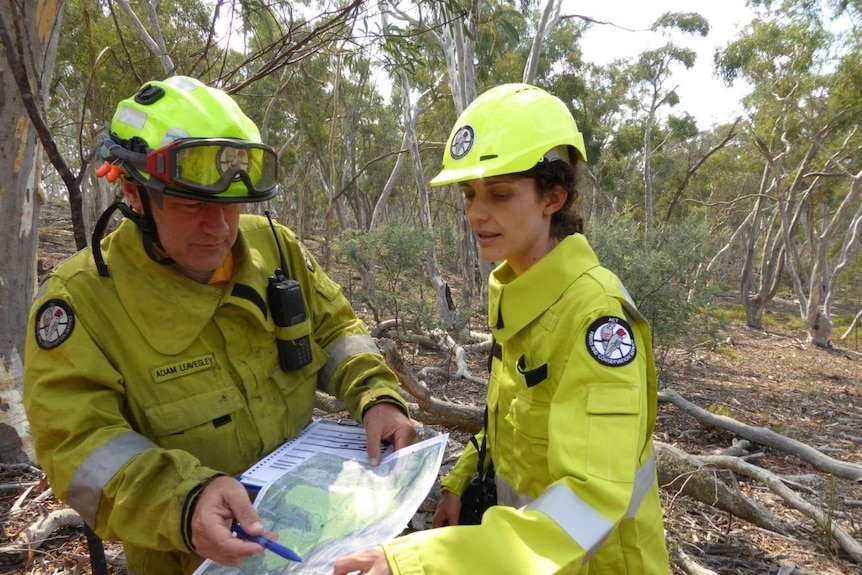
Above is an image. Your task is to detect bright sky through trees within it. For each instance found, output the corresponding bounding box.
[574,0,754,126]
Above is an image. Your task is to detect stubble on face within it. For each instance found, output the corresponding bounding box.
[151,197,241,283]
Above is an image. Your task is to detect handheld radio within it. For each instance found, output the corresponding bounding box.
[265,211,313,371]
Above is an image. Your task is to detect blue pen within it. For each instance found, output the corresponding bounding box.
[232,520,303,563]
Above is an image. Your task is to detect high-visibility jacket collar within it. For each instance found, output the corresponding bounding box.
[105,219,269,355]
[488,233,600,343]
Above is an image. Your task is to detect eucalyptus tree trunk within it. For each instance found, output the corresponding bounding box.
[379,1,484,328]
[0,0,65,464]
[740,165,785,329]
[523,0,561,84]
[800,171,862,347]
[397,70,457,329]
[437,0,483,315]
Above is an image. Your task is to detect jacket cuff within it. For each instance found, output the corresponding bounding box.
[180,472,226,552]
[358,389,409,421]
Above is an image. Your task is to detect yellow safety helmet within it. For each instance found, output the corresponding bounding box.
[430,83,586,187]
[98,76,278,202]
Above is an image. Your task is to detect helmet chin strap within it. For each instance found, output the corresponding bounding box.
[92,184,175,277]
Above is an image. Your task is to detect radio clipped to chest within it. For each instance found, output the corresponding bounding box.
[266,212,312,371]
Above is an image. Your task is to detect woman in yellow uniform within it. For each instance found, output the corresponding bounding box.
[334,83,669,574]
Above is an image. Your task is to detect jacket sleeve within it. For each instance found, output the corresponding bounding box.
[439,428,482,496]
[381,313,655,574]
[23,282,219,553]
[282,232,407,420]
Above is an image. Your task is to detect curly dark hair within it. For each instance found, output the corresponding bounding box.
[519,157,584,238]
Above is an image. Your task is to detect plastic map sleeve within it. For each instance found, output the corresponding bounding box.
[193,427,448,575]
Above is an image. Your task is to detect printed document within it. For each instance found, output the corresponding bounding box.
[240,419,396,489]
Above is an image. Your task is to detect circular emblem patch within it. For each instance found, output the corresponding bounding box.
[586,316,636,367]
[449,125,475,160]
[35,299,75,350]
[217,145,250,175]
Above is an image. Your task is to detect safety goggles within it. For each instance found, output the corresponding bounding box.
[100,135,278,197]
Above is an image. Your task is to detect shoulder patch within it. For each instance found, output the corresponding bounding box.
[586,316,636,367]
[35,299,75,350]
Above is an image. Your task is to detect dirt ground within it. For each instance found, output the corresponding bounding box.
[2,204,861,574]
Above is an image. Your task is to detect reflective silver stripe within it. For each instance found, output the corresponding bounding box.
[165,76,200,93]
[524,456,657,556]
[67,431,158,525]
[527,484,614,557]
[625,454,655,518]
[317,334,381,392]
[496,473,533,508]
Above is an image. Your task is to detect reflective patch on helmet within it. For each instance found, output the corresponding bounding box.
[116,105,147,130]
[450,125,475,160]
[35,299,75,350]
[168,76,200,93]
[161,128,191,147]
[586,316,636,367]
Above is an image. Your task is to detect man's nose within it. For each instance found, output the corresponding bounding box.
[200,203,230,232]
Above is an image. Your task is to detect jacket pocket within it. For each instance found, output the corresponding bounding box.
[145,386,245,436]
[143,386,247,471]
[269,337,328,435]
[585,385,640,482]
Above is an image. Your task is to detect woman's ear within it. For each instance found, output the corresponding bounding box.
[543,184,568,215]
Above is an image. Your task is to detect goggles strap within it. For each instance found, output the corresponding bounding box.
[91,194,173,277]
[92,201,138,277]
[135,186,175,268]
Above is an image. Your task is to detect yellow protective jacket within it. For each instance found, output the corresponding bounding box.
[383,234,669,574]
[23,214,406,575]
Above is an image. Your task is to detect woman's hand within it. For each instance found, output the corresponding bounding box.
[432,490,463,528]
[332,546,391,575]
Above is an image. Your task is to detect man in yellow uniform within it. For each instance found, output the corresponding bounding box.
[24,76,414,575]
[334,84,669,574]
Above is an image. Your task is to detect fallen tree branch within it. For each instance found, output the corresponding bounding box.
[669,536,720,575]
[697,453,862,563]
[656,441,787,534]
[0,508,83,557]
[437,333,488,385]
[379,339,483,432]
[659,388,862,481]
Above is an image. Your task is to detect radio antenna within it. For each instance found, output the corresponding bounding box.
[265,210,290,280]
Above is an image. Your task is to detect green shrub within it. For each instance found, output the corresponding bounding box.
[588,212,723,351]
[333,224,434,330]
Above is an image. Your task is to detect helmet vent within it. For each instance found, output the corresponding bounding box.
[135,84,165,105]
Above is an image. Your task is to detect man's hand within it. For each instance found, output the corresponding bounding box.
[432,490,463,528]
[190,476,275,566]
[333,546,391,575]
[362,403,415,466]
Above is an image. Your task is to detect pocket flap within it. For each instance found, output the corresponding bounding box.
[586,385,639,415]
[145,386,245,436]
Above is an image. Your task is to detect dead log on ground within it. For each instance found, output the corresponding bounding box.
[0,508,82,558]
[379,338,483,433]
[660,387,862,481]
[696,453,862,563]
[669,537,719,575]
[656,441,787,534]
